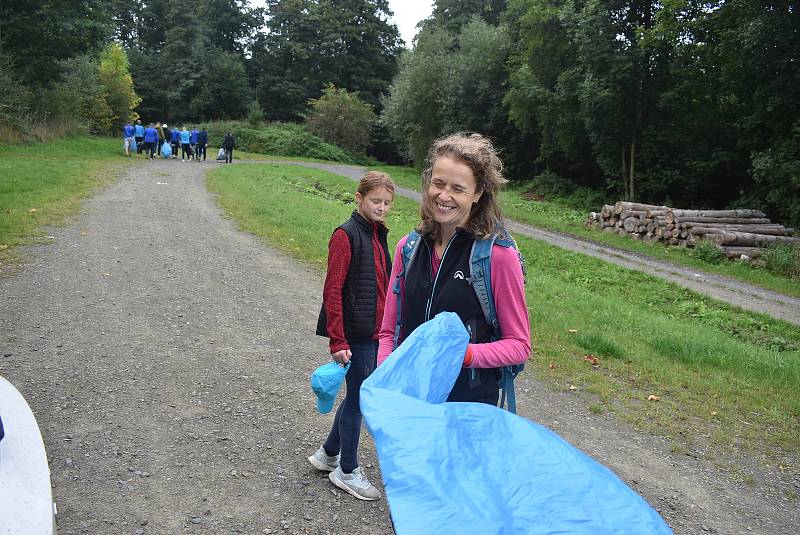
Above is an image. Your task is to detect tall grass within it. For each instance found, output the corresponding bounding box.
[207,163,800,459]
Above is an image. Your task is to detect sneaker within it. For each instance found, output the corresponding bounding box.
[308,446,339,472]
[329,466,381,501]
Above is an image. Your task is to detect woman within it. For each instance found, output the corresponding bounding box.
[377,133,530,405]
[222,131,235,163]
[180,127,191,161]
[308,171,395,501]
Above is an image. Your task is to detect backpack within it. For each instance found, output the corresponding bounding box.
[392,230,527,413]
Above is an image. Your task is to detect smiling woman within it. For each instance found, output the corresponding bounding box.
[377,132,531,409]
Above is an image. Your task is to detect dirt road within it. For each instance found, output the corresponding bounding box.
[1,160,797,534]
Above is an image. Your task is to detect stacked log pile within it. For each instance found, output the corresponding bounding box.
[587,202,798,258]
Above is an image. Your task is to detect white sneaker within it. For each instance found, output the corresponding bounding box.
[308,446,339,472]
[329,466,381,501]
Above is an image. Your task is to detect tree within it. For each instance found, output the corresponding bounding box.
[306,84,376,154]
[381,16,519,166]
[0,52,30,132]
[713,0,800,226]
[190,51,253,120]
[197,0,264,54]
[251,0,402,121]
[99,44,141,129]
[0,0,112,88]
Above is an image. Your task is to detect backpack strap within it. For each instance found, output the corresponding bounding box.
[468,233,525,414]
[392,231,422,350]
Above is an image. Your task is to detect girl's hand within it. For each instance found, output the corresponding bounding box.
[331,349,352,365]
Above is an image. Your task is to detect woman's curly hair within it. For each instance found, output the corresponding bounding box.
[418,132,508,240]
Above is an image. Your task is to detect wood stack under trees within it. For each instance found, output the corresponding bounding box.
[586,202,798,258]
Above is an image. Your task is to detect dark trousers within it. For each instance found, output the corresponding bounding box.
[197,143,206,160]
[225,147,234,163]
[145,141,156,159]
[323,339,377,473]
[181,143,191,159]
[135,136,144,153]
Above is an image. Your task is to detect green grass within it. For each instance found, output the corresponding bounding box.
[207,162,800,463]
[374,164,800,298]
[0,136,125,263]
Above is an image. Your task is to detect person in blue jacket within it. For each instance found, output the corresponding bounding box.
[170,127,180,159]
[196,127,208,162]
[143,123,159,160]
[189,127,199,160]
[122,121,135,157]
[180,127,192,161]
[134,119,145,155]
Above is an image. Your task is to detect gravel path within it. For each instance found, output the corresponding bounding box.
[1,160,797,535]
[288,161,800,326]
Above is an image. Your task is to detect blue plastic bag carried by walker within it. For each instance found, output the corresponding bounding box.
[161,142,172,158]
[360,312,672,535]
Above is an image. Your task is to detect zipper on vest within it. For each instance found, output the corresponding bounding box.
[424,234,457,322]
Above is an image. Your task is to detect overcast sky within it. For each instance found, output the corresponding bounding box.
[388,0,433,47]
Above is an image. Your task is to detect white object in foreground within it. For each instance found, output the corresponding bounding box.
[0,375,57,535]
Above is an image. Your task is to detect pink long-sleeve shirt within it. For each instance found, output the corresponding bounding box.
[377,235,532,368]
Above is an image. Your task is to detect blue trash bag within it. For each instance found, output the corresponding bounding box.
[161,142,172,158]
[129,138,137,153]
[360,312,672,535]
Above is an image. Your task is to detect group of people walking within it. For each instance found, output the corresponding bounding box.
[122,119,235,163]
[309,133,531,501]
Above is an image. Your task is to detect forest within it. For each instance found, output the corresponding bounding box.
[0,0,797,226]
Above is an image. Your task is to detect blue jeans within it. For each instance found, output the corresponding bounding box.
[323,339,376,473]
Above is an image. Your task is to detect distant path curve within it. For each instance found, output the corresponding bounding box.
[276,160,800,326]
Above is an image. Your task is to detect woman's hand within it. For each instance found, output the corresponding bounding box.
[331,349,352,365]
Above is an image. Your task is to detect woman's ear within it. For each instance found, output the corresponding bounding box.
[355,192,363,206]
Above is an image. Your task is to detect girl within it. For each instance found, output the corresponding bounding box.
[308,171,395,501]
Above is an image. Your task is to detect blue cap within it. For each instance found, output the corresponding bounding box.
[311,361,350,414]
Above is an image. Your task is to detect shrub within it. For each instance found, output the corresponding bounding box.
[0,51,31,137]
[247,102,265,127]
[691,239,725,264]
[306,84,375,155]
[762,244,800,279]
[525,170,610,212]
[204,120,360,163]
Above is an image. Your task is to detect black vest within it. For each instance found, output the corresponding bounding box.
[316,211,391,341]
[401,230,500,404]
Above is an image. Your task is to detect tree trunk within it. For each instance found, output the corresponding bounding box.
[629,135,636,201]
[669,216,772,225]
[709,232,800,247]
[621,146,628,202]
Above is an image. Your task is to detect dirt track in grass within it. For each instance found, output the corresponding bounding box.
[1,159,797,534]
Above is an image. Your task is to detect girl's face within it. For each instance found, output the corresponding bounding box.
[356,186,393,224]
[427,156,482,231]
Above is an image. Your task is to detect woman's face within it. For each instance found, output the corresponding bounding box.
[428,156,482,232]
[356,186,393,224]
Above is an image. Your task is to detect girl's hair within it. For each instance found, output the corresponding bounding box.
[357,170,395,197]
[419,132,507,240]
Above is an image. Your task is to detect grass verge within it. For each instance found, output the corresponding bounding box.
[207,162,800,470]
[375,164,800,298]
[0,136,127,269]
